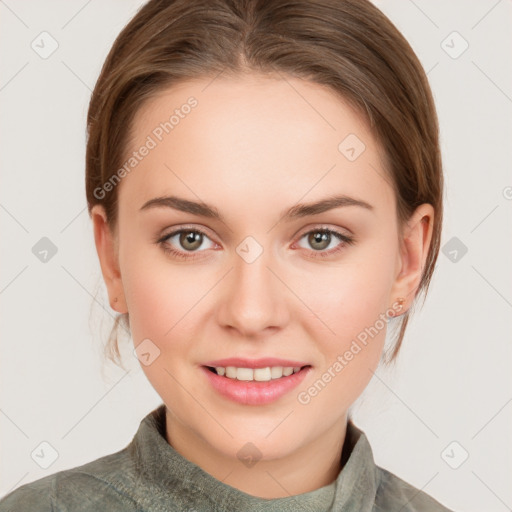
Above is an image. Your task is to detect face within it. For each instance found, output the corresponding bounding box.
[93,73,432,466]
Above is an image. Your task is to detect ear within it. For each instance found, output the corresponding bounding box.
[390,203,435,314]
[91,205,127,313]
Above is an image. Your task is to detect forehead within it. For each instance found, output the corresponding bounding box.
[120,74,394,217]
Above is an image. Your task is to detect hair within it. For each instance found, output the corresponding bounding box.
[85,0,443,368]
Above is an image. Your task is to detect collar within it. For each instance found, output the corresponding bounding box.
[131,404,380,511]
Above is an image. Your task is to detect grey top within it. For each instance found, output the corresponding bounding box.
[0,404,455,511]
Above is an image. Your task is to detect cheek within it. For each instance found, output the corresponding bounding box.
[294,243,395,395]
[298,247,395,338]
[119,240,194,342]
[295,275,388,415]
[120,252,208,403]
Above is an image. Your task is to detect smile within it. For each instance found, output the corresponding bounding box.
[207,365,306,381]
[201,365,312,405]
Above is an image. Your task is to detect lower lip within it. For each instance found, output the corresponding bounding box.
[201,366,311,406]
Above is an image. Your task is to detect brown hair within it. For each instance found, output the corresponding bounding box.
[86,0,443,368]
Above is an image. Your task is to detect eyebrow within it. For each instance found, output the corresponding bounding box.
[139,194,374,222]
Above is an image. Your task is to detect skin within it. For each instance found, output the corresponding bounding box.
[91,73,434,499]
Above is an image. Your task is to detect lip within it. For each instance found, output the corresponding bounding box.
[200,364,312,406]
[202,357,310,369]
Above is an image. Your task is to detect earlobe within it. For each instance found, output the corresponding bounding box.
[390,203,435,313]
[91,205,127,313]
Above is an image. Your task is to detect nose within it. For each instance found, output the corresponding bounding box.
[216,247,290,338]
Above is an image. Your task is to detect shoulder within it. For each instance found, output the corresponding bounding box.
[374,465,456,512]
[0,447,138,512]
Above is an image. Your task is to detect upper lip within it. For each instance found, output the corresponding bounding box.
[202,357,311,369]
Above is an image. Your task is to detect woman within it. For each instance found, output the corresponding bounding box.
[0,0,454,510]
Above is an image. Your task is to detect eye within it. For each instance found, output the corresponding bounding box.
[157,227,216,260]
[156,225,355,261]
[295,227,354,258]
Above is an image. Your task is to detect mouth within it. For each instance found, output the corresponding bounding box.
[201,364,312,405]
[203,364,311,381]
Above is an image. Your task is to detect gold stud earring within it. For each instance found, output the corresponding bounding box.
[389,297,405,317]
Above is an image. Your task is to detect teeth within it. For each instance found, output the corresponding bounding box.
[254,367,271,381]
[213,366,303,381]
[236,367,254,381]
[270,366,282,379]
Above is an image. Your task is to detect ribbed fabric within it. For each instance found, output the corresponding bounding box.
[0,404,455,511]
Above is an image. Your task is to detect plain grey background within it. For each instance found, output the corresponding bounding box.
[1,1,511,510]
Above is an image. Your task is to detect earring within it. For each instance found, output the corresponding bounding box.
[389,297,405,317]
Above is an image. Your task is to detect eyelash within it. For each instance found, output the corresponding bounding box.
[156,225,355,261]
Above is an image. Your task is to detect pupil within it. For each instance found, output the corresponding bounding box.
[310,231,329,250]
[181,231,201,250]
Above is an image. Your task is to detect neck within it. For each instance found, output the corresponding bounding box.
[165,409,348,499]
